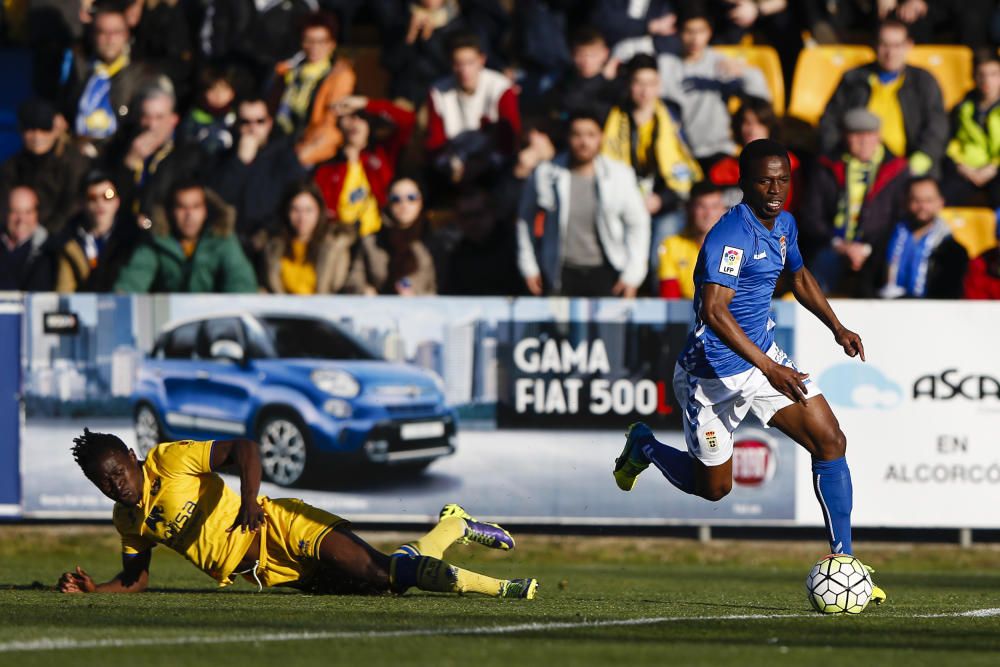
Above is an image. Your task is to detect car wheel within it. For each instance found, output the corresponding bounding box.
[257,414,309,487]
[135,405,162,457]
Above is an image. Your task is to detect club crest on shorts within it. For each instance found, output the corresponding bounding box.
[719,246,744,276]
[704,430,718,449]
[779,235,787,265]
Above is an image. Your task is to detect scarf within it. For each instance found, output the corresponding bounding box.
[883,218,951,297]
[602,101,701,198]
[76,53,128,139]
[833,144,885,242]
[277,58,331,134]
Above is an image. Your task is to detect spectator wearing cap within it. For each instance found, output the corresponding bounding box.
[942,53,1000,208]
[880,176,968,299]
[657,6,771,171]
[0,186,55,291]
[0,98,90,235]
[819,18,947,176]
[114,180,257,293]
[425,31,521,187]
[55,172,138,293]
[314,96,416,239]
[270,11,356,167]
[210,96,309,247]
[802,108,910,298]
[63,4,152,155]
[107,85,203,222]
[517,110,650,297]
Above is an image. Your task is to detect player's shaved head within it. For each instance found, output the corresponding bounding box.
[72,428,130,476]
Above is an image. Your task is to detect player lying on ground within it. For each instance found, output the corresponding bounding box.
[57,430,537,598]
[613,139,884,603]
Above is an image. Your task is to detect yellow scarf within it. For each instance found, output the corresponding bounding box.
[602,102,702,197]
[278,58,331,133]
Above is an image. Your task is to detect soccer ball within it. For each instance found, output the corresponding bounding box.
[805,554,873,614]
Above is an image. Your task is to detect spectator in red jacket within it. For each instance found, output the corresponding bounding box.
[313,96,416,238]
[425,31,520,188]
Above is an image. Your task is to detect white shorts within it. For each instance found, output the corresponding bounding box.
[672,342,822,467]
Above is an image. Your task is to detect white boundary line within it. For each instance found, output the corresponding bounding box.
[1,608,998,654]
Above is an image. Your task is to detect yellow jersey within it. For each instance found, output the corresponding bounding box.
[657,234,701,300]
[338,161,382,237]
[112,440,258,586]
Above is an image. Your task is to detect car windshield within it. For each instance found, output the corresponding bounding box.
[257,317,378,360]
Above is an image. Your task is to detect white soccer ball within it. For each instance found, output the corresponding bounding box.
[805,554,873,614]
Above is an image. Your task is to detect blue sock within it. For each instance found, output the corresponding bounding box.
[639,435,696,494]
[812,456,853,555]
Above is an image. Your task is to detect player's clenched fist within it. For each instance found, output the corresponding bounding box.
[58,566,96,593]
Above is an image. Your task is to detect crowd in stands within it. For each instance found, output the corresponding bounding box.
[2,0,1000,300]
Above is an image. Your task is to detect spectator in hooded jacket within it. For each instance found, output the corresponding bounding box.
[943,53,1000,207]
[0,186,55,291]
[313,96,416,239]
[56,172,138,293]
[880,176,968,299]
[114,180,257,293]
[819,19,947,177]
[802,108,910,298]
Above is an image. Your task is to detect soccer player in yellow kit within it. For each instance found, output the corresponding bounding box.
[57,430,537,598]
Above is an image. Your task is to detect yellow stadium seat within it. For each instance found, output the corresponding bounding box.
[714,45,785,116]
[788,45,876,125]
[940,207,998,258]
[906,45,973,112]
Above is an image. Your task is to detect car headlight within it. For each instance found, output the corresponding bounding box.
[311,369,360,398]
[323,398,353,418]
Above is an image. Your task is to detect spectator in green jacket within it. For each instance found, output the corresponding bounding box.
[114,180,257,293]
[943,52,1000,207]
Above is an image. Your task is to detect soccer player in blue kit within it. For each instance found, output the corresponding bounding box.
[614,139,885,603]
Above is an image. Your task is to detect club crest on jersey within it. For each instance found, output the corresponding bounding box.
[779,235,787,265]
[719,246,744,276]
[705,430,718,450]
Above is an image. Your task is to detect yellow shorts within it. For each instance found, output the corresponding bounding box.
[248,497,348,588]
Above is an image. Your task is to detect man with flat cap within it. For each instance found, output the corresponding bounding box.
[0,98,91,235]
[801,107,911,297]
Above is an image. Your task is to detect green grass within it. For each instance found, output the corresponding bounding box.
[1,526,999,666]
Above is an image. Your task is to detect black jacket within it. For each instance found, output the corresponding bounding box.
[0,227,55,291]
[819,63,949,166]
[0,141,91,235]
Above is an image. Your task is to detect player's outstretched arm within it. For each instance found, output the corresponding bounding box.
[57,550,151,594]
[789,267,865,362]
[210,439,264,533]
[701,282,811,402]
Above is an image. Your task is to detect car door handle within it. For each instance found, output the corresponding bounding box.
[195,370,210,380]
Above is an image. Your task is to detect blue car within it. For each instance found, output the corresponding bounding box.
[132,312,457,486]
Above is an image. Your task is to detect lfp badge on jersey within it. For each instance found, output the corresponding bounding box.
[779,236,787,265]
[719,246,744,276]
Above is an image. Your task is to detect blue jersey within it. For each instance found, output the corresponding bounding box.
[678,203,804,379]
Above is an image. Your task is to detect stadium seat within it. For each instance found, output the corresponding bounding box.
[940,207,999,258]
[788,45,876,125]
[906,45,973,112]
[714,44,785,116]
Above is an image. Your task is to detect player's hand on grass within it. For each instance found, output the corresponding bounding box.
[834,327,866,362]
[229,499,265,533]
[58,567,96,594]
[763,362,810,404]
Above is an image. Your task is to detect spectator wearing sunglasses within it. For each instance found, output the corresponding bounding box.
[211,96,309,247]
[56,172,138,293]
[363,177,437,296]
[313,96,416,238]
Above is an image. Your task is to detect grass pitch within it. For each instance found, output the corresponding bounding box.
[1,526,998,666]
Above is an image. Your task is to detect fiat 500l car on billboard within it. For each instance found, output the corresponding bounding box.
[132,312,456,486]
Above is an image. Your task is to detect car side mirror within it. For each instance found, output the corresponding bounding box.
[210,339,245,364]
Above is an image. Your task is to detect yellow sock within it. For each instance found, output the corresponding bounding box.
[393,516,466,559]
[389,554,505,597]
